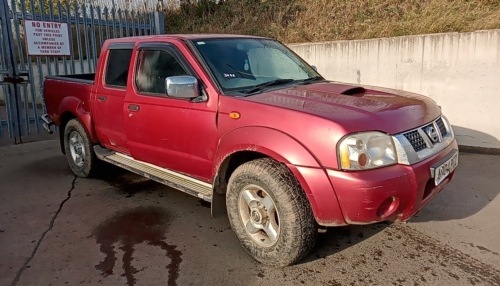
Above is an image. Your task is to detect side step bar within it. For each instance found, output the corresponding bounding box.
[94,146,213,202]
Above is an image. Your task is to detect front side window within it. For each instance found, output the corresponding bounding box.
[193,38,321,94]
[135,49,188,95]
[105,49,133,88]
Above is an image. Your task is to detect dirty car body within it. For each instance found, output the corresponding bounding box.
[42,34,458,266]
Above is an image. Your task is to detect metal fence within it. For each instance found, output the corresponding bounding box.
[0,0,164,143]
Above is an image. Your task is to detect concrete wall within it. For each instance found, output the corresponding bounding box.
[290,30,500,150]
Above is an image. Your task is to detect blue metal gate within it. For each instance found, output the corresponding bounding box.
[0,0,164,143]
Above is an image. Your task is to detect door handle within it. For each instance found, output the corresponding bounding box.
[128,104,140,112]
[97,95,107,102]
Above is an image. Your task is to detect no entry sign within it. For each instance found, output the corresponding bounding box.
[24,20,71,56]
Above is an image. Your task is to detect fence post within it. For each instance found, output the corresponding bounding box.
[0,0,23,142]
[153,11,165,35]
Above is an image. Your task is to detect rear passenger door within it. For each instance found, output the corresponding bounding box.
[125,43,218,182]
[93,43,133,154]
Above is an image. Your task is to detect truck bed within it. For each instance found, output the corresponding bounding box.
[45,73,95,83]
[43,74,95,125]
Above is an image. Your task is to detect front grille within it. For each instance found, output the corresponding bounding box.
[423,123,434,131]
[402,117,450,152]
[404,130,427,152]
[396,117,454,164]
[436,118,448,136]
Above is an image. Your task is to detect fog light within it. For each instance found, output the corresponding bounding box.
[377,196,400,218]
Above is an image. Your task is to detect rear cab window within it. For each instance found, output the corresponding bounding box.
[104,45,133,88]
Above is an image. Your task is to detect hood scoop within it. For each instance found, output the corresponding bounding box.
[340,86,366,96]
[306,83,366,96]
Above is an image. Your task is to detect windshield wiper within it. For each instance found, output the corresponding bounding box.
[296,76,325,85]
[240,78,295,95]
[225,63,254,79]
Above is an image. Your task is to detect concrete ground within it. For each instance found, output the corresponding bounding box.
[0,140,499,286]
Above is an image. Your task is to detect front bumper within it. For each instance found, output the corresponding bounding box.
[326,139,458,224]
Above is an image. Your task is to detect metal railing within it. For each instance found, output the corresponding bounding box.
[0,0,164,142]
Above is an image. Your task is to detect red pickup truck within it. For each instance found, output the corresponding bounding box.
[42,34,458,266]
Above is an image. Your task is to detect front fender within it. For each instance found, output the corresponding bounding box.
[213,127,345,225]
[214,126,321,172]
[57,96,98,143]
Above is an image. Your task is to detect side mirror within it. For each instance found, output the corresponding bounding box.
[165,76,199,99]
[311,65,318,72]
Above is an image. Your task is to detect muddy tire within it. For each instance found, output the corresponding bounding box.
[226,158,317,266]
[64,119,97,177]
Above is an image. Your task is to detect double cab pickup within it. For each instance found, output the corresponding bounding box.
[42,34,459,266]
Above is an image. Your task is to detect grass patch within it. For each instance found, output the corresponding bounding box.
[164,0,500,42]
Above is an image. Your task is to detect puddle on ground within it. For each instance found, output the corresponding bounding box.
[93,207,182,286]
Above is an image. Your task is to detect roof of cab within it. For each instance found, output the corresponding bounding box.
[105,34,268,44]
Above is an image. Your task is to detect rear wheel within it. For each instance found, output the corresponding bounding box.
[226,158,317,266]
[64,119,97,177]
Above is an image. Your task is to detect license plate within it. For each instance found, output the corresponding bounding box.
[432,150,459,185]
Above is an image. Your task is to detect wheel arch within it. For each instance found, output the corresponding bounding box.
[211,127,322,218]
[57,96,98,154]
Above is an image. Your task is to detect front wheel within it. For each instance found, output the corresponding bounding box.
[64,119,97,177]
[226,158,317,266]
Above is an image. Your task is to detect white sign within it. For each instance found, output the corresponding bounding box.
[24,20,71,56]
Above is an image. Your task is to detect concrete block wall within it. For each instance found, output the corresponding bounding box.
[290,30,500,150]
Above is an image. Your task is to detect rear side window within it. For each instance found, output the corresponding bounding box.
[105,49,133,88]
[135,49,188,95]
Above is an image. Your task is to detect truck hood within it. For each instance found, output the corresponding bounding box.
[242,82,441,134]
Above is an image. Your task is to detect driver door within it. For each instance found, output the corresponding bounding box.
[125,44,218,182]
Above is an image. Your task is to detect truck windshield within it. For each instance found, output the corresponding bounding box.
[192,38,322,94]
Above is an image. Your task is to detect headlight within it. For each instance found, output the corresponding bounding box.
[338,132,397,170]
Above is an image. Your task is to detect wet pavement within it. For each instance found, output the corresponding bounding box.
[0,140,499,285]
